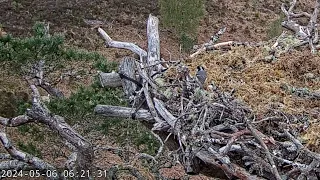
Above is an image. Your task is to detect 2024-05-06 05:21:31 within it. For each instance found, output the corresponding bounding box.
[0,169,108,178]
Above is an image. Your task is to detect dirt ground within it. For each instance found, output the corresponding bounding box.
[0,0,319,179]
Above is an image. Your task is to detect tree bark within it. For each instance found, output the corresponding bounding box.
[147,14,163,74]
[27,85,93,176]
[94,105,155,122]
[98,72,122,88]
[118,57,140,97]
[98,28,147,57]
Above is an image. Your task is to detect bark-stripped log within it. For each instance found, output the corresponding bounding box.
[94,105,155,122]
[98,72,122,87]
[147,14,164,74]
[118,57,140,97]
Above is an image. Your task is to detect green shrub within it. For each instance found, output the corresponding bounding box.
[0,22,111,76]
[98,119,160,156]
[160,0,204,51]
[94,58,118,73]
[17,141,42,158]
[267,15,285,40]
[47,83,126,124]
[179,33,196,51]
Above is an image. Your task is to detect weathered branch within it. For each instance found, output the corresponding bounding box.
[153,98,178,130]
[29,60,64,98]
[94,105,155,122]
[98,27,147,57]
[27,85,93,173]
[0,129,57,172]
[98,72,122,87]
[247,122,282,180]
[147,14,164,74]
[281,0,320,52]
[0,115,34,127]
[0,160,34,170]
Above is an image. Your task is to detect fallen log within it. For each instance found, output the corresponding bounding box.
[98,71,122,87]
[94,105,155,122]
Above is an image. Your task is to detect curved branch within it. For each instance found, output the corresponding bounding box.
[0,130,56,171]
[98,28,147,57]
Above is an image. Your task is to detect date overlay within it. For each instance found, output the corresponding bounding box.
[0,169,108,178]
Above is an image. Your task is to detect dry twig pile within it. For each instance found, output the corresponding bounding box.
[95,3,320,178]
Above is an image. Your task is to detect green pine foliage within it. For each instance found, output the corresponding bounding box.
[0,22,115,75]
[17,141,42,158]
[47,83,126,123]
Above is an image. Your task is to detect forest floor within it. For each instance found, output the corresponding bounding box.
[0,0,319,179]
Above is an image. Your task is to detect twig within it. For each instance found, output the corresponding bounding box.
[247,121,282,180]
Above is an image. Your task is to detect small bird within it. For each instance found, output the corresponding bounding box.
[196,65,207,87]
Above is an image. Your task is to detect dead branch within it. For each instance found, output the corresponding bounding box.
[281,0,320,53]
[98,27,147,57]
[0,160,34,170]
[98,71,122,88]
[24,85,94,175]
[191,27,226,58]
[0,115,34,127]
[0,129,57,172]
[247,122,282,180]
[94,105,155,122]
[147,14,164,74]
[28,60,64,98]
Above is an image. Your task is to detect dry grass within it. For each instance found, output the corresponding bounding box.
[187,46,319,116]
[186,46,320,151]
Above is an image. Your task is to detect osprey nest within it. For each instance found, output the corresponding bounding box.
[95,6,320,179]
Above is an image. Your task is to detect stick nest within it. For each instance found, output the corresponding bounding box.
[150,48,320,179]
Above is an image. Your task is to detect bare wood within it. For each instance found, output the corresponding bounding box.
[190,27,227,58]
[281,0,320,52]
[136,55,163,127]
[190,41,236,58]
[0,129,57,172]
[94,105,155,122]
[39,82,64,98]
[136,61,158,89]
[98,72,122,87]
[0,160,34,170]
[0,153,12,160]
[119,57,139,97]
[196,150,263,180]
[98,28,147,57]
[0,115,34,127]
[147,14,163,73]
[27,85,93,173]
[29,60,64,98]
[153,98,178,130]
[247,122,282,180]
